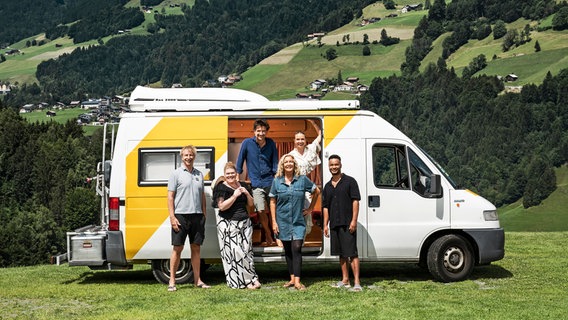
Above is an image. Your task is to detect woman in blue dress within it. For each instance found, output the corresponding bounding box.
[269,154,320,291]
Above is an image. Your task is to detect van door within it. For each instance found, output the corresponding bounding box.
[365,141,448,259]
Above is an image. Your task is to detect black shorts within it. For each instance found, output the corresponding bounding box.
[330,226,358,258]
[172,214,205,246]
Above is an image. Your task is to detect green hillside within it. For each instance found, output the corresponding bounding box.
[499,164,568,232]
[236,4,568,99]
[0,0,194,84]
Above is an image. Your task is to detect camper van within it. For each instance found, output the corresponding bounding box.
[66,86,504,283]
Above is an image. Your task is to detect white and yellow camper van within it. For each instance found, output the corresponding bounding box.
[67,86,504,283]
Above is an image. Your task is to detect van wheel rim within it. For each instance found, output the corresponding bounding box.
[443,246,464,272]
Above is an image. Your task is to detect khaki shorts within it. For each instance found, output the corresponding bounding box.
[252,186,270,212]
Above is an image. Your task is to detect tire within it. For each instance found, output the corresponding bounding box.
[151,259,194,285]
[427,234,474,282]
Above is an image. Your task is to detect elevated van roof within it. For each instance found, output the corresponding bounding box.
[128,86,359,112]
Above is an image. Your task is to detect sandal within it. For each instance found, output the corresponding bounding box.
[294,284,306,291]
[349,284,363,292]
[282,281,295,288]
[196,282,211,289]
[247,282,261,290]
[167,285,177,292]
[331,281,351,288]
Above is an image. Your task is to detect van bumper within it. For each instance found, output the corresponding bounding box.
[464,228,505,264]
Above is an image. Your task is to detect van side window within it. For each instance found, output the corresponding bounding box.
[408,148,433,196]
[138,147,215,186]
[372,145,409,189]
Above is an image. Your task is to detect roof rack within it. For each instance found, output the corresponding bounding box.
[128,86,359,111]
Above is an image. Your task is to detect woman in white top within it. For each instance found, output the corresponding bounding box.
[287,119,322,235]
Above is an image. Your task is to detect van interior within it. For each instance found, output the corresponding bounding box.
[226,118,323,256]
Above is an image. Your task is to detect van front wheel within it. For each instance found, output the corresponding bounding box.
[151,259,194,285]
[427,235,474,282]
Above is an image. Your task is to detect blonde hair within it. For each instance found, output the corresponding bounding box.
[275,154,300,177]
[180,145,197,156]
[214,162,237,187]
[224,161,237,173]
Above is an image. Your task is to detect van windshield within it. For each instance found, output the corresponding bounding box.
[419,147,459,189]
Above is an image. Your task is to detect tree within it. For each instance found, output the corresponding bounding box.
[552,7,568,30]
[493,20,507,39]
[325,48,338,61]
[362,45,371,56]
[428,0,447,22]
[523,156,556,208]
[384,0,396,10]
[363,33,370,45]
[502,29,519,51]
[64,188,99,232]
[380,29,400,46]
[462,54,487,79]
[534,40,541,52]
[337,70,343,84]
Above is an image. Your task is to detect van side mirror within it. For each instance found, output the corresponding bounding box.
[428,174,442,198]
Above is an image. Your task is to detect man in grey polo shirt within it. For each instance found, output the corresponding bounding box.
[167,145,209,291]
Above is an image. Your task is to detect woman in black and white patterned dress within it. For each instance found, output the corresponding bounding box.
[213,162,261,289]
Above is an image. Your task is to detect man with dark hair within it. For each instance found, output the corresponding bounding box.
[322,154,363,291]
[236,119,279,246]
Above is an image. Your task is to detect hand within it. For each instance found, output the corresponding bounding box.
[302,208,313,216]
[238,186,250,196]
[324,225,329,238]
[233,187,243,198]
[349,221,357,234]
[170,217,181,233]
[272,223,279,236]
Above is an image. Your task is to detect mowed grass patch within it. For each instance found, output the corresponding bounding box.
[20,108,103,135]
[237,41,410,100]
[0,232,566,319]
[430,22,568,80]
[0,36,95,83]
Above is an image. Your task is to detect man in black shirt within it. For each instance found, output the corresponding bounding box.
[322,154,362,291]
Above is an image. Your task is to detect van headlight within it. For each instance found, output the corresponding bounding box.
[483,210,498,221]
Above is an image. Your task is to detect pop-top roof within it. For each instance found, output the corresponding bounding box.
[128,86,359,111]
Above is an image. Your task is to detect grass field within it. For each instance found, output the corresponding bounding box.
[1,165,566,319]
[21,108,103,135]
[0,231,566,319]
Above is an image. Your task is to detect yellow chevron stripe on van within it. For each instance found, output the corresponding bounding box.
[125,116,227,260]
[322,114,355,147]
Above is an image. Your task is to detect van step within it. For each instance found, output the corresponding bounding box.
[252,245,321,256]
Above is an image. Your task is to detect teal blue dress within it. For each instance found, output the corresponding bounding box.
[269,175,315,241]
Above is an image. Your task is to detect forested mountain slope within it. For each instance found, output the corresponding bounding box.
[18,0,374,102]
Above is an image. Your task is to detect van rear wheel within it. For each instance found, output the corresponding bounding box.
[427,235,474,282]
[151,259,193,285]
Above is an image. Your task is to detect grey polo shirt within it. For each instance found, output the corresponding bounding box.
[167,165,204,214]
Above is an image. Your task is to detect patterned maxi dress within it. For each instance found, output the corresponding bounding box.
[213,182,259,289]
